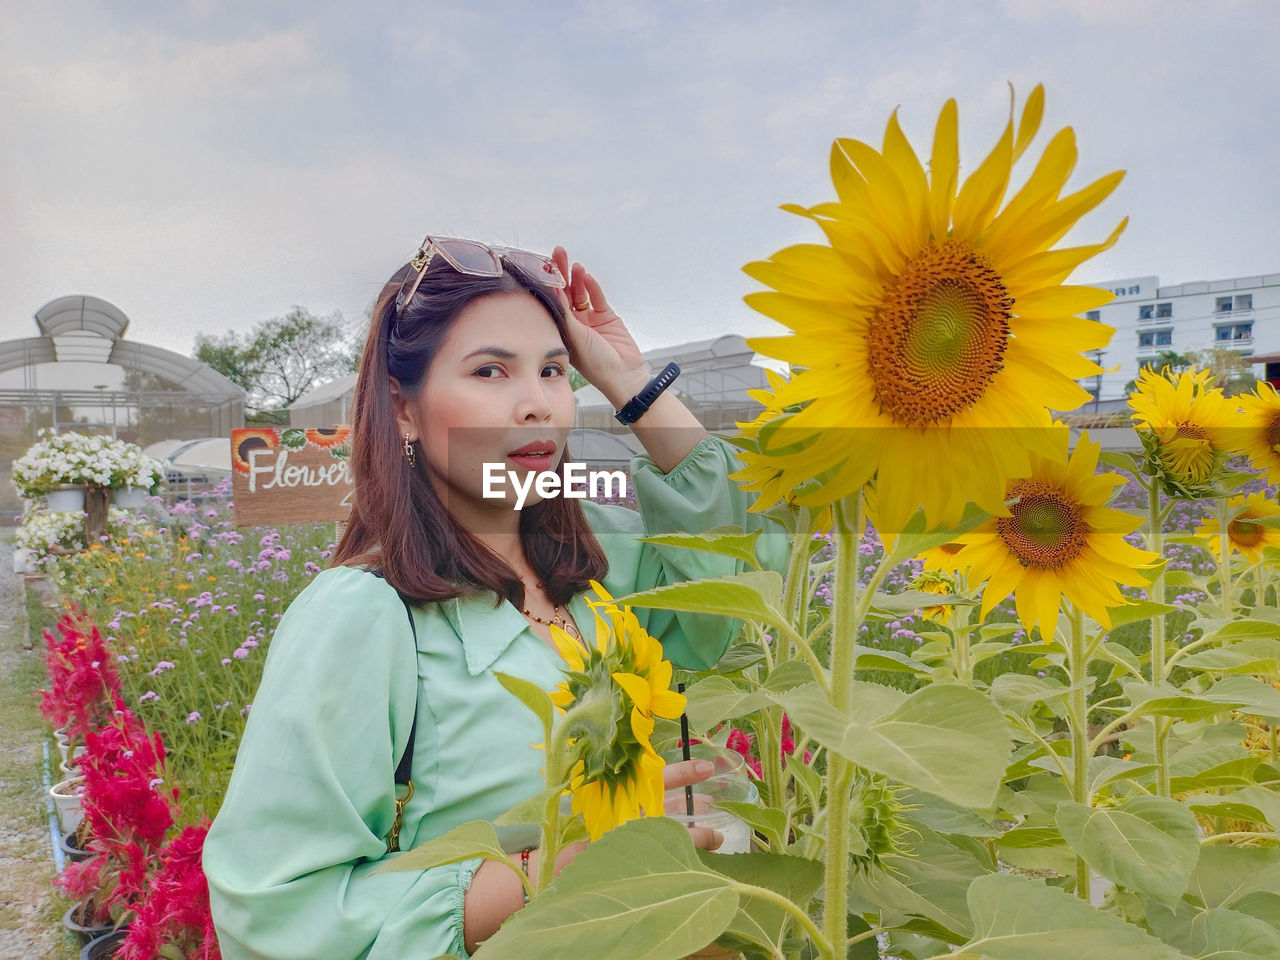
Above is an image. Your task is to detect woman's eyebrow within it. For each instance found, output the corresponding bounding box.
[461,346,569,361]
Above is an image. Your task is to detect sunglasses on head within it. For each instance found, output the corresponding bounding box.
[396,236,567,310]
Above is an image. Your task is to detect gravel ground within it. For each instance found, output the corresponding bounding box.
[0,532,77,959]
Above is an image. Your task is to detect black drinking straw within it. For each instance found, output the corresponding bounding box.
[678,683,694,815]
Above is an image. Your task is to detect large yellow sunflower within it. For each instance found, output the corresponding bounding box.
[1128,367,1239,496]
[737,85,1125,535]
[1195,492,1280,565]
[1237,381,1280,484]
[951,433,1159,637]
[549,582,686,841]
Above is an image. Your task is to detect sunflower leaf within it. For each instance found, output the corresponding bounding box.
[473,817,739,960]
[1104,599,1178,629]
[1055,796,1200,908]
[954,873,1192,960]
[637,526,763,570]
[494,672,554,742]
[616,571,788,632]
[774,683,1010,808]
[696,851,823,953]
[376,820,514,874]
[886,501,992,563]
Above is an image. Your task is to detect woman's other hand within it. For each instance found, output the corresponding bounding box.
[662,759,725,853]
[551,245,650,409]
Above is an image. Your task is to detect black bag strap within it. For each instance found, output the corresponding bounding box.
[369,570,418,786]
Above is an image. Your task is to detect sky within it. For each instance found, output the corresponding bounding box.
[2,0,1278,376]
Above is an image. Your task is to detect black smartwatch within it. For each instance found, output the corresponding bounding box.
[614,362,681,425]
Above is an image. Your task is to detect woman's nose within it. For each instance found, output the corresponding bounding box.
[515,376,554,422]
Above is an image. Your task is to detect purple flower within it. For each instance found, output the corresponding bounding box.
[186,711,201,723]
[221,658,232,666]
[139,690,160,703]
[149,660,176,676]
[233,648,250,660]
[242,638,259,648]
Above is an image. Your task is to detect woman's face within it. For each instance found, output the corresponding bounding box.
[404,291,576,525]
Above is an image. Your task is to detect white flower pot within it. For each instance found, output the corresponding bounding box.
[113,487,149,508]
[45,486,86,513]
[50,776,86,834]
[59,746,87,778]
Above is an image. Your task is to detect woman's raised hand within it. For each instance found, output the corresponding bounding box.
[551,246,650,408]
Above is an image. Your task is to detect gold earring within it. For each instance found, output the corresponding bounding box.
[403,433,417,468]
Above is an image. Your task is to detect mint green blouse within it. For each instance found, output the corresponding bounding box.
[204,437,784,959]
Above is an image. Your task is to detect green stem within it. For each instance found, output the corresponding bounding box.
[1068,604,1091,901]
[733,881,831,956]
[1217,497,1234,618]
[823,494,863,958]
[1148,482,1171,798]
[1271,723,1278,764]
[780,508,814,664]
[951,571,972,685]
[760,707,787,834]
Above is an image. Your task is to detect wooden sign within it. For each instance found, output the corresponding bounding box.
[231,426,353,527]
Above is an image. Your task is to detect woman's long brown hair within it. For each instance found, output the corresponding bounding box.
[330,256,608,608]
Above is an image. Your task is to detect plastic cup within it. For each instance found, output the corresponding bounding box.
[661,743,758,854]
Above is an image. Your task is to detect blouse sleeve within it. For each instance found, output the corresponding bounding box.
[585,435,789,671]
[203,567,482,960]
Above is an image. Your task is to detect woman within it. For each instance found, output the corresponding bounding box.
[204,237,781,958]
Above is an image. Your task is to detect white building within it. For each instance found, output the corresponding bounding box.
[1075,272,1280,410]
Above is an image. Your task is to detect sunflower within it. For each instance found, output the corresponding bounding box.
[1195,492,1280,565]
[918,541,965,572]
[1128,367,1239,497]
[1237,381,1280,484]
[737,85,1125,535]
[549,582,686,841]
[951,433,1159,637]
[909,570,955,622]
[732,369,835,533]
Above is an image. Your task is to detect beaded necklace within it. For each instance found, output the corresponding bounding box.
[520,582,581,640]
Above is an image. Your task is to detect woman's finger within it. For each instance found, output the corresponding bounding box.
[583,271,614,316]
[664,758,715,789]
[687,825,724,851]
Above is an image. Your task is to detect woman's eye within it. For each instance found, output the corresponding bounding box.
[474,365,503,378]
[542,363,565,378]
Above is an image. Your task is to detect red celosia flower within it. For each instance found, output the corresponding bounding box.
[37,609,120,738]
[117,823,221,960]
[56,701,179,925]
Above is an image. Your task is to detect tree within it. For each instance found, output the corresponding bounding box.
[194,308,358,422]
[1123,350,1194,394]
[1185,345,1255,396]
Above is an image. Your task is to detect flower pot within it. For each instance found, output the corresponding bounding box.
[61,822,94,863]
[12,547,38,574]
[81,928,128,959]
[62,899,116,946]
[50,775,86,834]
[46,485,87,512]
[112,486,149,509]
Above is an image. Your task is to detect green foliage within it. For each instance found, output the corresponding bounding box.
[194,306,359,416]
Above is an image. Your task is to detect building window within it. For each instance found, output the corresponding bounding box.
[1234,322,1253,340]
[1138,331,1154,348]
[1236,294,1253,310]
[1086,310,1101,321]
[1156,302,1172,318]
[1128,285,1140,295]
[1217,322,1253,341]
[1155,329,1172,346]
[1138,304,1154,320]
[1216,296,1234,313]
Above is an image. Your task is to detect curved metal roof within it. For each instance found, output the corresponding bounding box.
[0,294,244,401]
[35,295,130,339]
